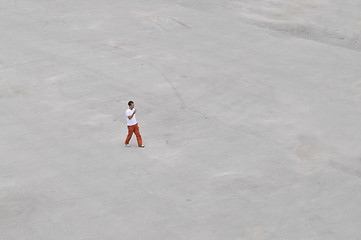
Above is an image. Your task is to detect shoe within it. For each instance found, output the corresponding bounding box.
[125,144,130,147]
[139,145,145,148]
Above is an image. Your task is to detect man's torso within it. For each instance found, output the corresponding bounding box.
[125,108,137,126]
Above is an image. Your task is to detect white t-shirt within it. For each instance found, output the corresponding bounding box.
[125,108,137,126]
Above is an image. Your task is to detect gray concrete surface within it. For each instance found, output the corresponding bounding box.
[1,0,361,239]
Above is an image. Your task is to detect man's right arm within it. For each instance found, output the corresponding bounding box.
[127,113,134,120]
[127,110,136,119]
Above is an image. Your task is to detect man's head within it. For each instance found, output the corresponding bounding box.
[128,100,134,109]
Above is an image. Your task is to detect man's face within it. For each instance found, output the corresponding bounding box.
[130,103,134,109]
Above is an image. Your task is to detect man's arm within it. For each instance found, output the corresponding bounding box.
[127,109,136,119]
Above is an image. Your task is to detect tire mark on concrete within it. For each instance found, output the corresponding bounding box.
[149,63,185,110]
[329,161,361,179]
[171,18,191,29]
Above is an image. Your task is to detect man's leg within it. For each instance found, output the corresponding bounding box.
[134,124,143,147]
[125,125,135,144]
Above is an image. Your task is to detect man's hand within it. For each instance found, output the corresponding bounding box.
[133,109,137,114]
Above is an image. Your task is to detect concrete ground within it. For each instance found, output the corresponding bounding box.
[1,0,361,239]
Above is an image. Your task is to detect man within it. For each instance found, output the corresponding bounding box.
[125,101,145,148]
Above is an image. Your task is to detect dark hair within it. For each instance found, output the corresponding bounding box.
[128,101,134,106]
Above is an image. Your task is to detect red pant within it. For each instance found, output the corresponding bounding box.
[125,123,142,146]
